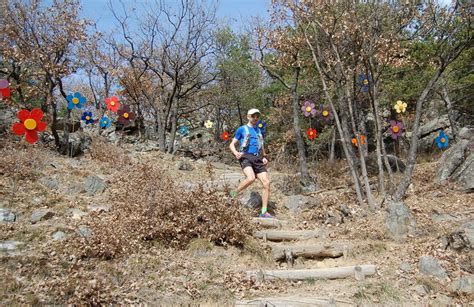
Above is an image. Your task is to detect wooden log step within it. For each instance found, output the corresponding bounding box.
[235,296,353,306]
[246,264,376,281]
[272,243,350,261]
[254,230,321,242]
[251,218,287,229]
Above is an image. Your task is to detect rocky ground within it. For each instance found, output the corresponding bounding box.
[0,137,473,305]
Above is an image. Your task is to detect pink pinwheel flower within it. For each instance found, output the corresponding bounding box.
[301,101,316,117]
[389,120,404,140]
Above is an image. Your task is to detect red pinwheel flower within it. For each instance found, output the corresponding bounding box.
[306,128,317,141]
[105,96,120,112]
[12,108,47,144]
[221,131,230,141]
[117,105,135,125]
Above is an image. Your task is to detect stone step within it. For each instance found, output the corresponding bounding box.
[254,230,321,242]
[246,264,377,281]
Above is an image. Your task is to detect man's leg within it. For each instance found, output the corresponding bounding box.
[235,166,256,194]
[256,171,270,214]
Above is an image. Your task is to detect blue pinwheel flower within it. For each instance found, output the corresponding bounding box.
[81,111,94,124]
[435,130,449,149]
[358,74,372,93]
[178,125,189,136]
[66,92,86,110]
[257,120,266,136]
[99,116,111,129]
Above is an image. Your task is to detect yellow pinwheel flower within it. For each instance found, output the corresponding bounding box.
[394,100,407,113]
[204,120,214,129]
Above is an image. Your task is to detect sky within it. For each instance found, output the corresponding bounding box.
[79,0,271,34]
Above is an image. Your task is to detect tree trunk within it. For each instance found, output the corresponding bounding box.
[393,67,445,201]
[167,101,178,153]
[329,127,336,164]
[291,67,312,187]
[441,85,458,139]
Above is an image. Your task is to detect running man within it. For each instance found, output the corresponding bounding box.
[229,108,272,218]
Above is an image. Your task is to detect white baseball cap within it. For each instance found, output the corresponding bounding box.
[247,108,261,115]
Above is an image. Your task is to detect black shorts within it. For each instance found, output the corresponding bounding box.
[239,153,267,174]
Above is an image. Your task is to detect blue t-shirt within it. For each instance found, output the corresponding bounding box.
[234,125,261,154]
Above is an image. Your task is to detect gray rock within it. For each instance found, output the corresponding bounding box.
[451,152,474,192]
[52,231,67,241]
[31,209,55,224]
[338,204,352,217]
[284,195,315,212]
[450,276,473,294]
[0,208,16,223]
[240,191,262,210]
[419,255,447,278]
[458,127,474,141]
[447,220,474,250]
[68,208,87,219]
[436,139,470,182]
[366,154,406,174]
[40,176,60,190]
[58,132,92,157]
[77,226,92,237]
[325,211,343,225]
[0,240,24,252]
[177,161,194,171]
[87,203,111,212]
[84,175,107,196]
[215,173,244,187]
[239,191,277,213]
[412,284,429,296]
[385,201,416,241]
[300,183,318,193]
[400,262,413,273]
[419,114,451,137]
[67,183,84,194]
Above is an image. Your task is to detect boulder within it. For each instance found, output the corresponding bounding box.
[177,161,194,171]
[419,255,448,278]
[52,231,67,241]
[77,226,93,237]
[0,241,24,253]
[451,153,474,192]
[84,175,107,196]
[385,201,416,241]
[68,208,87,219]
[58,132,92,157]
[240,191,262,210]
[39,176,60,190]
[366,154,406,175]
[447,220,474,250]
[31,209,55,224]
[436,139,470,182]
[450,276,473,294]
[0,208,16,223]
[284,195,316,212]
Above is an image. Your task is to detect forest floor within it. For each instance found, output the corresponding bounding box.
[0,139,473,305]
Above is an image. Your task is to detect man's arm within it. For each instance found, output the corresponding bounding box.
[230,138,243,159]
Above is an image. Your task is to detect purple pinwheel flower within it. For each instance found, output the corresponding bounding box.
[319,105,333,124]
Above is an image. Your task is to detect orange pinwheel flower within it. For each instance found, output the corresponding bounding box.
[351,135,366,147]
